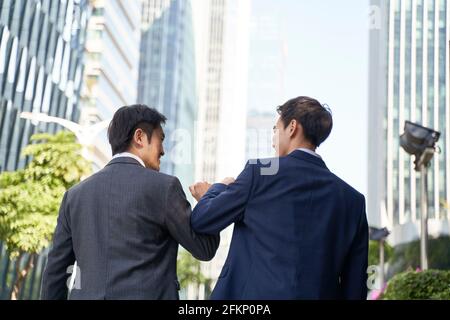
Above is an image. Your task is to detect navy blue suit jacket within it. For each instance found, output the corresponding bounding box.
[191,150,368,300]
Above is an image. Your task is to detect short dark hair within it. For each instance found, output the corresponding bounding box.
[277,96,333,147]
[107,104,167,155]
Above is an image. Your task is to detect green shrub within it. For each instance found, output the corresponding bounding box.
[382,269,450,300]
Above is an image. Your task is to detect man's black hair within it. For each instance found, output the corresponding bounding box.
[277,96,333,147]
[107,104,167,155]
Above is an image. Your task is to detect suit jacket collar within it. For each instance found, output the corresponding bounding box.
[288,149,329,170]
[106,157,144,167]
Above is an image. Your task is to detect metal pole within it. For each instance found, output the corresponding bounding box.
[379,239,385,288]
[420,164,429,270]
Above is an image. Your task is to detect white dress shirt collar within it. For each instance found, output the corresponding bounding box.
[112,152,146,167]
[297,148,322,159]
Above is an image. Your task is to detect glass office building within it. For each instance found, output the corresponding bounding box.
[139,0,197,186]
[369,0,450,245]
[0,0,88,299]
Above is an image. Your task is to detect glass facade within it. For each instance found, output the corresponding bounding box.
[138,0,197,188]
[369,0,450,245]
[0,0,88,299]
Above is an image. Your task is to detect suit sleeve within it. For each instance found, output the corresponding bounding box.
[41,192,75,300]
[164,177,220,261]
[341,196,369,300]
[191,161,254,235]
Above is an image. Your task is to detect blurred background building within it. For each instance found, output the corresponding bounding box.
[369,0,450,246]
[190,0,251,299]
[193,0,226,185]
[0,0,89,299]
[79,0,141,170]
[138,0,197,190]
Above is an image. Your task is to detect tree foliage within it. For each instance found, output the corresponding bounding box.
[0,131,91,259]
[368,240,394,267]
[177,250,208,290]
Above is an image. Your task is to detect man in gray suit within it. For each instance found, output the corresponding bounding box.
[41,105,219,300]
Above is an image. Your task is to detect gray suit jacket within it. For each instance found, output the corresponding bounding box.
[41,157,219,300]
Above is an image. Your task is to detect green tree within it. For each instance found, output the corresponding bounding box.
[177,250,209,298]
[368,240,394,267]
[0,131,91,299]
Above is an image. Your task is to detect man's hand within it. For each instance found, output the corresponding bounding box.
[189,182,212,202]
[221,177,236,185]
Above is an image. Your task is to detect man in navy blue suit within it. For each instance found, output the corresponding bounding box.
[189,96,368,300]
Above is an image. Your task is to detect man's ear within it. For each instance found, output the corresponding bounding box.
[133,128,145,148]
[289,119,298,138]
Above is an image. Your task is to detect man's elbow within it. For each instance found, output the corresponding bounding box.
[192,236,220,261]
[196,252,216,262]
[191,247,217,262]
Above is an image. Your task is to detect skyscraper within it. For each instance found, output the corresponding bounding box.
[369,0,450,245]
[0,0,88,172]
[0,0,89,299]
[193,0,226,184]
[80,0,141,169]
[194,0,251,183]
[138,0,197,186]
[191,0,251,298]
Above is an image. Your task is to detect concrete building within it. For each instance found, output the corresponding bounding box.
[369,0,450,245]
[80,0,141,170]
